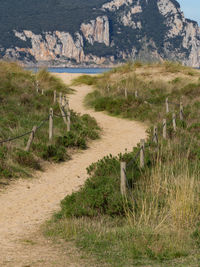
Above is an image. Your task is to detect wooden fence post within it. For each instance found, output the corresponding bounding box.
[153,125,158,145]
[59,92,62,105]
[41,89,44,95]
[49,108,53,141]
[59,104,67,125]
[135,90,138,98]
[120,162,127,196]
[180,101,184,120]
[125,88,128,99]
[36,80,39,93]
[163,119,167,139]
[65,95,69,110]
[172,113,176,131]
[166,97,169,113]
[140,139,145,168]
[25,126,37,151]
[61,96,66,107]
[54,90,57,104]
[67,111,71,132]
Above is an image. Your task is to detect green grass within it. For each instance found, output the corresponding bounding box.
[72,74,97,86]
[44,62,200,266]
[0,62,100,183]
[83,62,200,125]
[45,140,200,265]
[45,217,200,267]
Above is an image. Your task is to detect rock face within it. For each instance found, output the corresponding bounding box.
[81,16,110,47]
[1,0,200,67]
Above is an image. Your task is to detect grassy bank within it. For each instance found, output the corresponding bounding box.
[81,61,200,124]
[45,146,200,266]
[45,62,200,266]
[0,62,100,184]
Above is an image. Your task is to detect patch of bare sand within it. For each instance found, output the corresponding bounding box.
[0,73,147,266]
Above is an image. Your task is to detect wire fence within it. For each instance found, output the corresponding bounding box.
[1,82,188,194]
[119,94,187,196]
[0,89,71,151]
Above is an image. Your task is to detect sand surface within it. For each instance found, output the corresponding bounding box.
[0,73,147,266]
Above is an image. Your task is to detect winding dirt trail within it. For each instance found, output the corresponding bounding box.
[0,74,146,266]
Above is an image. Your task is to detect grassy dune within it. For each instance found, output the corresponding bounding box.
[81,61,200,123]
[0,62,100,184]
[46,62,200,266]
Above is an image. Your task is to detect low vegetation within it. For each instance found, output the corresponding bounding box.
[83,61,200,124]
[0,62,100,184]
[45,62,200,266]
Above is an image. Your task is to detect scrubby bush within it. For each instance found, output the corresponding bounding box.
[0,62,100,181]
[56,155,126,218]
[14,149,41,170]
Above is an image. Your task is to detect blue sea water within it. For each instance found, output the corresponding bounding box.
[48,67,111,74]
[28,67,111,74]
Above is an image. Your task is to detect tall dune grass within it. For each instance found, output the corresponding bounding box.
[127,149,200,232]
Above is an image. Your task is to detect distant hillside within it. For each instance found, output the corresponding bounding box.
[0,0,200,67]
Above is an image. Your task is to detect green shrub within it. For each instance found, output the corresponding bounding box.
[56,155,128,218]
[72,75,97,85]
[0,163,13,178]
[55,149,153,219]
[14,149,41,170]
[41,145,69,162]
[0,146,8,160]
[181,83,200,97]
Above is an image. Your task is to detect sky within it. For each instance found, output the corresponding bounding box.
[178,0,200,25]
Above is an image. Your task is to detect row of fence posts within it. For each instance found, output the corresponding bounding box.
[109,85,183,116]
[35,81,184,196]
[108,85,138,99]
[46,91,71,143]
[120,98,185,196]
[25,83,71,151]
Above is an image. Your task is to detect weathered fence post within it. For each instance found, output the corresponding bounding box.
[25,126,37,151]
[140,139,145,168]
[36,80,39,93]
[59,92,62,105]
[172,113,176,131]
[120,162,127,196]
[59,104,67,125]
[180,101,184,121]
[166,97,169,113]
[41,89,44,95]
[54,90,57,104]
[67,111,71,132]
[49,108,53,141]
[153,125,158,145]
[63,95,69,113]
[61,95,66,107]
[135,90,138,98]
[125,88,128,99]
[163,119,167,139]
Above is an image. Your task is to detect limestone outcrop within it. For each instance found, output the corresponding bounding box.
[1,0,200,67]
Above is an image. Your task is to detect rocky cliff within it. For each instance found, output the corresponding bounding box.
[1,0,200,67]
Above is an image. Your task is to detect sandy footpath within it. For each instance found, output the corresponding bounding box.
[0,73,147,266]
